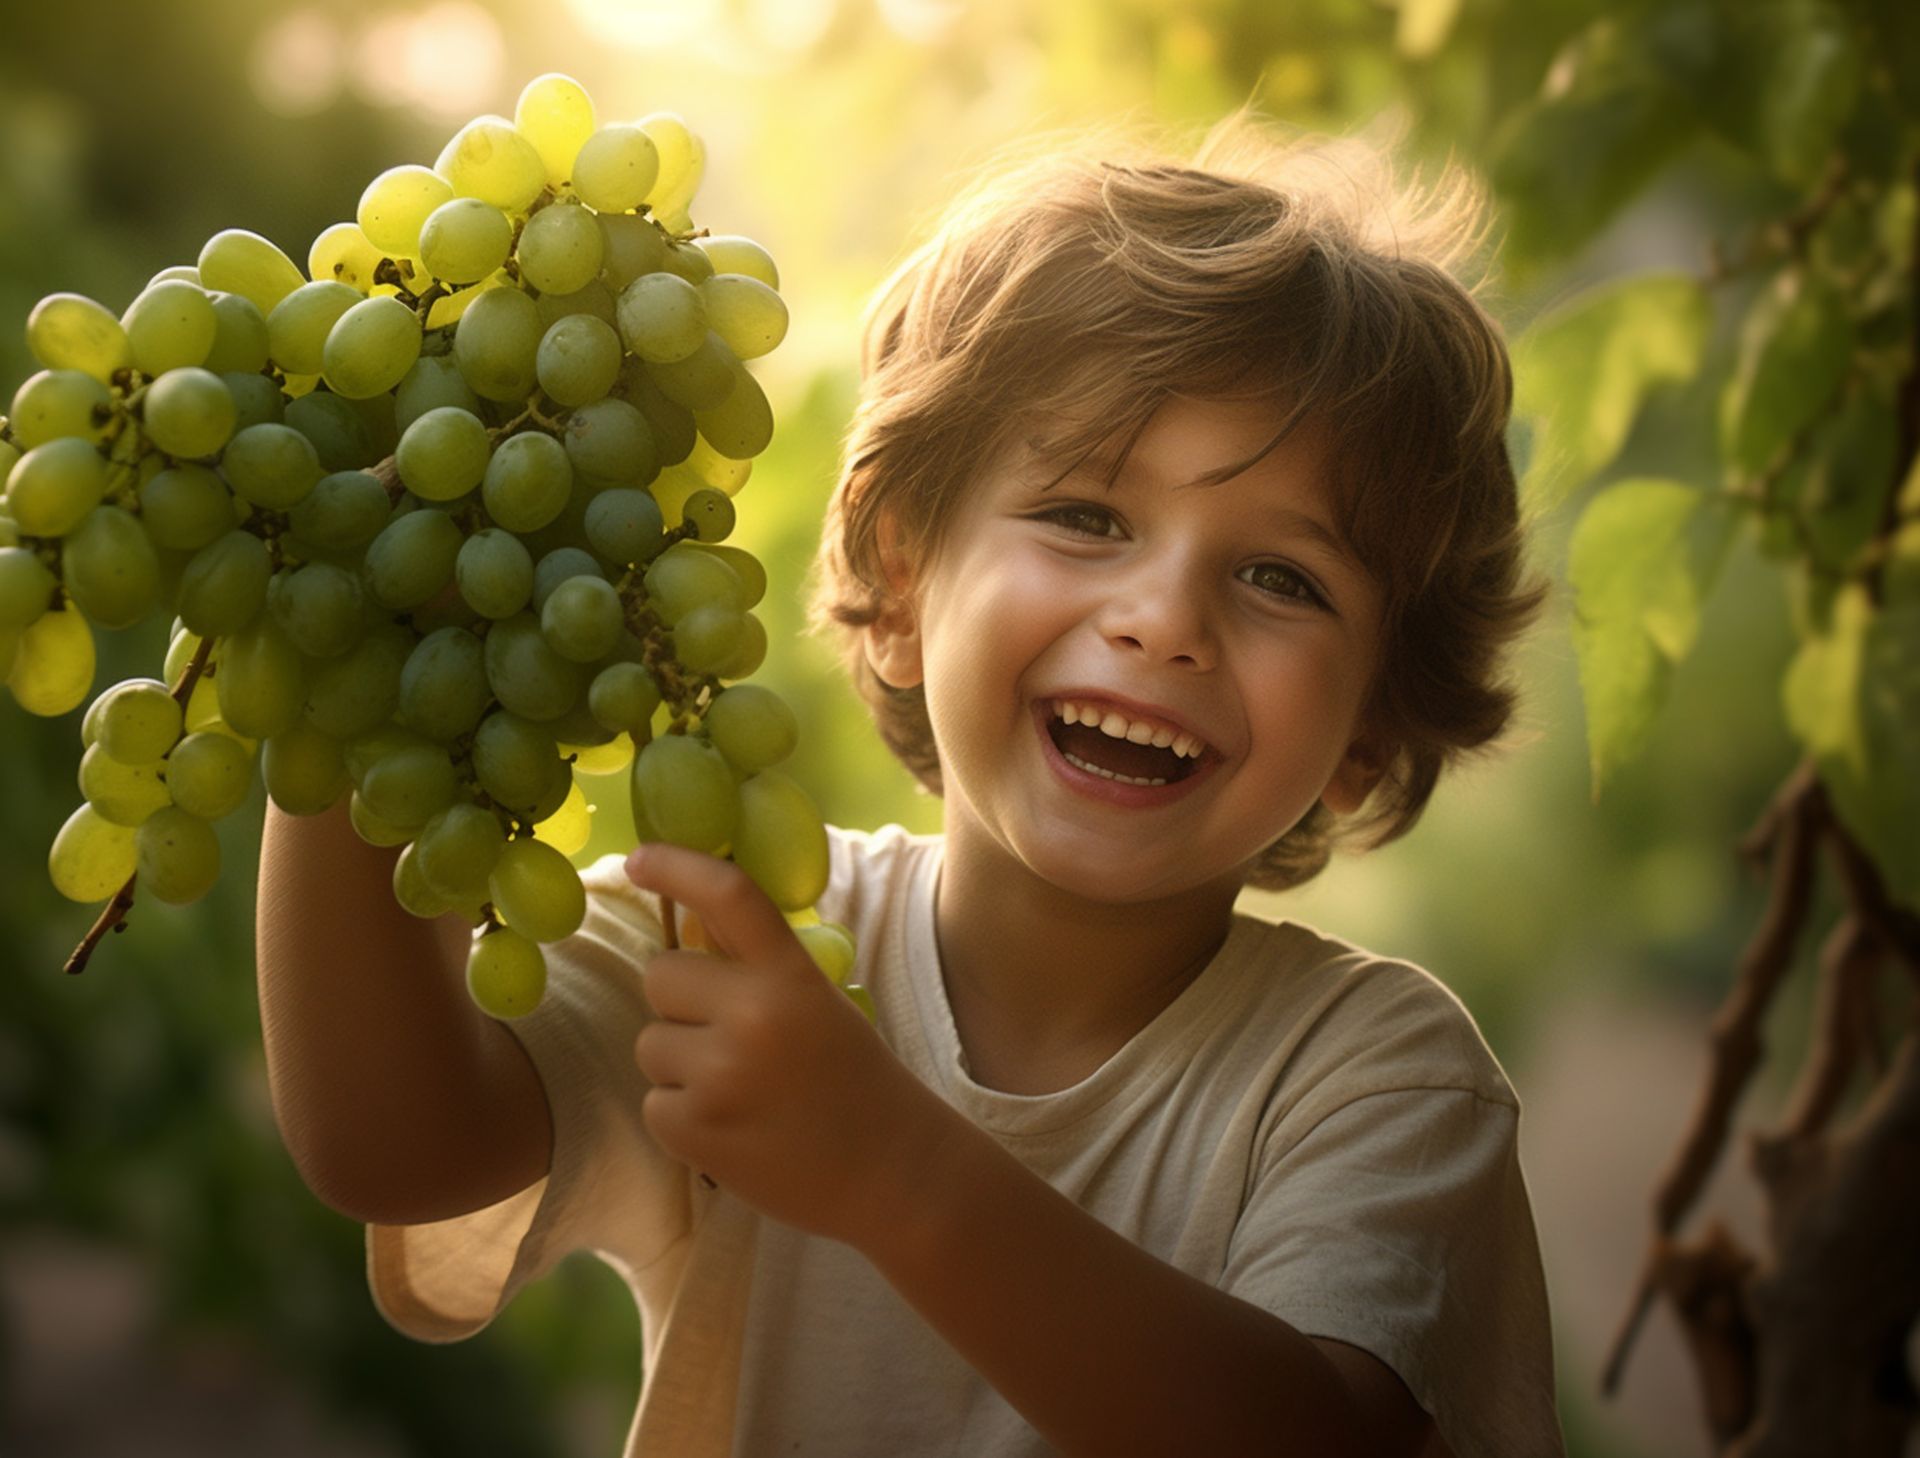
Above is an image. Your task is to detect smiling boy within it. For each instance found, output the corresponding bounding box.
[263,112,1565,1457]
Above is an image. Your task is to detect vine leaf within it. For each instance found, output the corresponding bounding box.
[1718,267,1855,481]
[1568,477,1735,799]
[1785,594,1920,913]
[1512,271,1710,510]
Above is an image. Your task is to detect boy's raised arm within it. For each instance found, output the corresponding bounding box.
[255,799,553,1228]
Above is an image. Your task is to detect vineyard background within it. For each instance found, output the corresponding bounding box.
[2,1,1911,1455]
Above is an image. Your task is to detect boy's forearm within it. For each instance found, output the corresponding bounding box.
[857,1113,1369,1458]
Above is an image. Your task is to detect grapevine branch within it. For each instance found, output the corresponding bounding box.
[63,631,217,975]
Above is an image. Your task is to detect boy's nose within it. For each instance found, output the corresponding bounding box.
[1095,571,1215,670]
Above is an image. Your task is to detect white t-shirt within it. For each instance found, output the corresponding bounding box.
[367,823,1565,1458]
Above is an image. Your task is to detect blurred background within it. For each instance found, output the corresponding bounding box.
[1,0,1907,1454]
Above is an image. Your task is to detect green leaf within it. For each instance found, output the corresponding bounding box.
[1568,479,1736,797]
[1718,268,1855,480]
[1790,596,1920,913]
[1396,0,1464,60]
[1512,273,1710,509]
[1781,377,1900,570]
[1489,20,1696,266]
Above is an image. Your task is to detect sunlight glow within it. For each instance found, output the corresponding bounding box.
[877,0,963,45]
[349,3,504,117]
[248,11,346,118]
[564,0,720,52]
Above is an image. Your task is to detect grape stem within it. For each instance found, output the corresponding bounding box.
[64,632,218,976]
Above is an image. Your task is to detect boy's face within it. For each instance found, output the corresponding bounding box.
[865,394,1387,905]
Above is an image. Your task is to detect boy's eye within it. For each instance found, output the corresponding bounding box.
[1035,503,1330,609]
[1034,503,1119,538]
[1238,561,1327,609]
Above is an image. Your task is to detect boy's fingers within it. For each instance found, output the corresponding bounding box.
[641,950,725,1023]
[626,841,800,969]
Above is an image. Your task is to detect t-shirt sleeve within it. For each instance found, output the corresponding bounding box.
[365,856,697,1344]
[1220,1085,1565,1458]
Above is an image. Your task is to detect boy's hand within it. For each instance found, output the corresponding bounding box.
[623,840,955,1251]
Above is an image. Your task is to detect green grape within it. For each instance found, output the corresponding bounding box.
[795,921,856,987]
[531,546,605,611]
[454,286,542,401]
[694,365,774,459]
[695,235,779,290]
[0,547,57,629]
[440,116,547,213]
[322,296,422,399]
[262,720,349,814]
[265,280,361,375]
[563,397,656,485]
[631,733,736,855]
[423,276,500,331]
[181,674,225,737]
[644,331,737,412]
[535,315,622,408]
[216,617,305,738]
[308,221,384,291]
[516,200,604,295]
[221,422,322,509]
[397,406,492,502]
[597,214,667,291]
[638,112,703,224]
[358,165,454,257]
[199,291,270,375]
[222,371,286,430]
[703,683,797,773]
[571,124,659,213]
[540,575,623,662]
[467,927,547,1019]
[481,429,572,532]
[484,611,588,721]
[136,805,221,904]
[544,695,615,753]
[123,280,217,374]
[163,622,206,681]
[588,661,660,734]
[393,841,454,919]
[146,265,201,287]
[0,625,17,681]
[269,560,365,658]
[197,229,305,317]
[616,272,705,364]
[27,293,132,383]
[731,769,829,911]
[6,437,110,538]
[347,722,435,787]
[10,369,111,447]
[349,789,414,847]
[583,487,664,568]
[79,743,172,826]
[489,836,586,942]
[360,742,458,829]
[844,984,877,1023]
[659,240,715,285]
[142,367,237,460]
[287,470,388,552]
[49,804,138,902]
[682,431,752,494]
[95,678,182,763]
[687,542,765,607]
[681,487,735,542]
[565,733,635,775]
[63,505,162,629]
[284,390,375,472]
[163,730,254,820]
[456,527,533,618]
[535,279,617,331]
[416,801,505,901]
[532,777,592,855]
[419,197,513,284]
[398,625,490,739]
[394,355,483,435]
[8,604,94,715]
[473,709,561,812]
[302,624,411,738]
[715,610,767,679]
[515,72,596,187]
[700,274,788,361]
[642,543,744,623]
[672,602,744,673]
[621,366,696,466]
[363,507,463,610]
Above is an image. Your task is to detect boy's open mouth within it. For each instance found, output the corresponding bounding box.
[1044,699,1207,787]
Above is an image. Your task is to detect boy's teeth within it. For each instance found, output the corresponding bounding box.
[1061,750,1169,786]
[1051,699,1205,759]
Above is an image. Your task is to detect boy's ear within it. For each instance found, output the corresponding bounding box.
[1319,731,1392,817]
[863,511,924,690]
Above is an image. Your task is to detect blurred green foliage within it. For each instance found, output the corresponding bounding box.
[3,1,1914,1455]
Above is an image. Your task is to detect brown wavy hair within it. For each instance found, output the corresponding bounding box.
[804,108,1552,891]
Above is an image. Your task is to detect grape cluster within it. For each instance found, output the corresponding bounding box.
[0,74,863,1020]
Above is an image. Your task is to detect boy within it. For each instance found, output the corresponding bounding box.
[257,111,1564,1457]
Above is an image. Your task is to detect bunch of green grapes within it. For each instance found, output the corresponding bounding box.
[0,73,864,1021]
